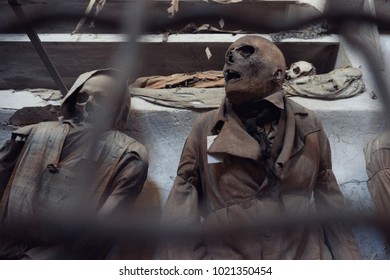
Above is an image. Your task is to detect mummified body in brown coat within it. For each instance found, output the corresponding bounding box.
[161,36,362,259]
[0,69,148,259]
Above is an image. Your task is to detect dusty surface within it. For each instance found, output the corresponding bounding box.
[0,109,15,145]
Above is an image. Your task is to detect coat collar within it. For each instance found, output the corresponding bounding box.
[264,90,285,110]
[208,92,310,164]
[209,101,261,161]
[212,90,286,129]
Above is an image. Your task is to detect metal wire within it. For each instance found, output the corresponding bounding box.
[0,1,389,258]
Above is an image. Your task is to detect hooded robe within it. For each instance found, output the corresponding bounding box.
[0,69,148,259]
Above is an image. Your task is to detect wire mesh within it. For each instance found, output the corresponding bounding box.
[0,0,389,259]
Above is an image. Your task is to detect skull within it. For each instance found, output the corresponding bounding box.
[74,73,124,127]
[285,61,316,80]
[223,35,286,105]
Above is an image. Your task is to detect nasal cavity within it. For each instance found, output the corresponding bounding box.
[226,50,235,64]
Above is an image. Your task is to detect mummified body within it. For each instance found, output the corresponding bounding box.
[0,69,148,259]
[161,36,362,259]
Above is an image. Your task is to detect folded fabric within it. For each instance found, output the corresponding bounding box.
[132,71,224,89]
[131,66,365,109]
[283,67,365,99]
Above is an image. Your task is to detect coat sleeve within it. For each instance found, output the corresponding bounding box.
[313,125,362,259]
[0,125,35,204]
[0,139,24,199]
[77,143,148,260]
[364,131,390,217]
[98,143,149,215]
[160,119,210,259]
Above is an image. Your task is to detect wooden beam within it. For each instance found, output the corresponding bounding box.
[8,0,68,96]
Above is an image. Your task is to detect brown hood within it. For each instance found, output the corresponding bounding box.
[60,69,130,130]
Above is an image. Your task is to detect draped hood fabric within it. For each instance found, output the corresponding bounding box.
[61,68,131,131]
[160,93,362,260]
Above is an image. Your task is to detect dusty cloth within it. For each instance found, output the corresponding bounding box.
[131,67,364,110]
[168,23,243,36]
[161,92,361,260]
[168,0,243,17]
[132,71,224,89]
[364,131,390,217]
[130,87,225,109]
[9,105,60,126]
[186,23,241,34]
[283,67,365,100]
[0,69,148,259]
[270,21,330,42]
[130,71,225,109]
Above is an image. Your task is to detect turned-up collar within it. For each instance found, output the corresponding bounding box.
[213,90,286,125]
[208,91,285,161]
[264,90,285,110]
[208,90,311,164]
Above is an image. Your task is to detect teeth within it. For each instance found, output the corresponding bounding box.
[224,70,241,81]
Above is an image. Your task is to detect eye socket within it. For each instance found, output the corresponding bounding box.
[94,94,107,106]
[76,92,89,103]
[293,67,301,74]
[237,45,255,58]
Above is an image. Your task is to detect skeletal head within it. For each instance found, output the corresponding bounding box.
[74,73,125,127]
[223,35,286,105]
[285,61,316,80]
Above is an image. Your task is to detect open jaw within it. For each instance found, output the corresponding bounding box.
[224,69,242,82]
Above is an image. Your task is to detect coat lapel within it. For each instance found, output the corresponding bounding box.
[207,100,261,161]
[208,119,261,161]
[207,96,313,164]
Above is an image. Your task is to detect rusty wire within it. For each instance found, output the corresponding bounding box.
[0,1,389,255]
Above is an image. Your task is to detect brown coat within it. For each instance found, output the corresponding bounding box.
[364,131,390,216]
[161,96,362,260]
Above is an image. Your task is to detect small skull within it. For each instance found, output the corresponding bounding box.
[75,90,104,124]
[285,61,316,80]
[74,74,123,126]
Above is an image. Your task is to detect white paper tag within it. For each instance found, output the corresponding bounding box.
[207,135,223,164]
[205,47,212,60]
